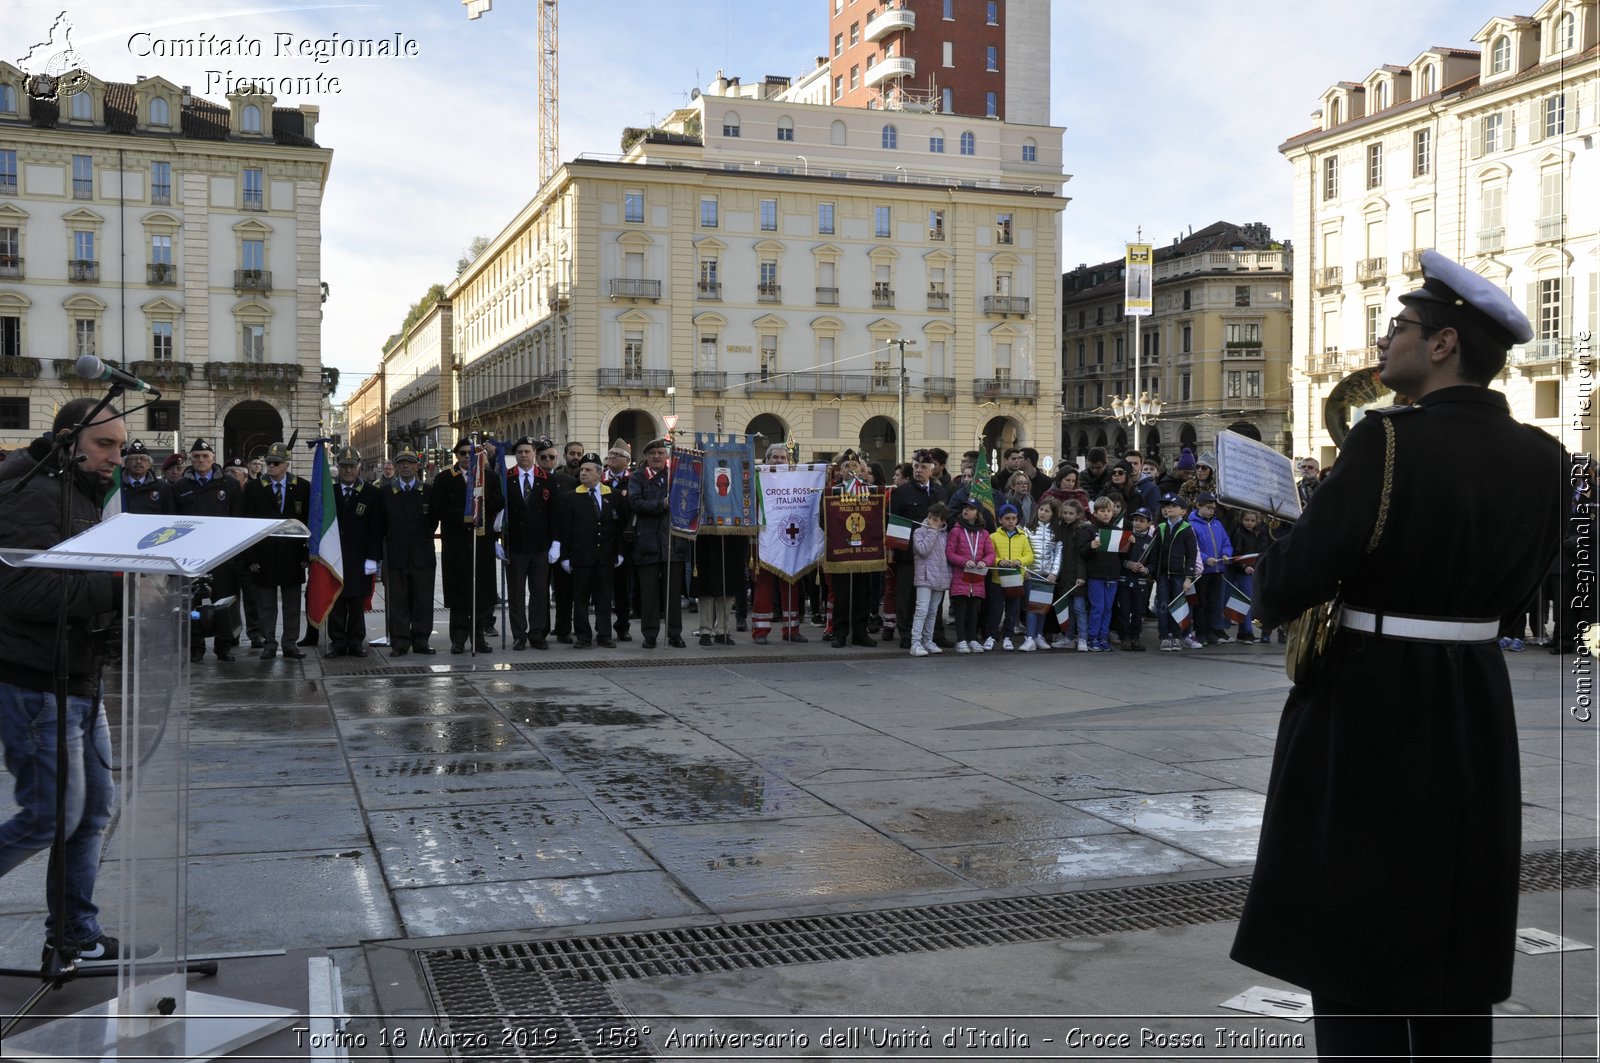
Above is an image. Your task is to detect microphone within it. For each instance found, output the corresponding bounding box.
[75,355,162,398]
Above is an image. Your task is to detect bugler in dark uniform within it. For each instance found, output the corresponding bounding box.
[240,440,310,659]
[553,453,624,648]
[118,440,171,515]
[1231,251,1569,1057]
[171,437,243,661]
[433,439,504,654]
[379,448,439,655]
[325,446,385,658]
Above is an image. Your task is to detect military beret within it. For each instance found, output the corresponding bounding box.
[189,437,213,453]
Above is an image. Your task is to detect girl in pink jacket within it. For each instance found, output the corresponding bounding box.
[945,497,997,653]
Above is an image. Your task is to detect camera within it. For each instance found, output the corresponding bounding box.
[189,577,242,642]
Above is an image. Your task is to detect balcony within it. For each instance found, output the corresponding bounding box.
[0,255,21,280]
[1356,257,1387,283]
[0,355,42,379]
[242,191,265,211]
[1346,347,1381,370]
[972,377,1040,401]
[1309,352,1343,375]
[1223,341,1264,359]
[1312,266,1342,290]
[147,262,176,286]
[68,259,99,283]
[742,371,868,397]
[1402,249,1427,275]
[204,361,303,390]
[1477,227,1505,255]
[129,360,195,388]
[697,282,722,301]
[815,286,839,306]
[983,295,1031,316]
[234,268,271,291]
[608,277,661,300]
[692,370,727,393]
[757,283,782,303]
[1511,340,1566,368]
[1536,216,1565,244]
[864,56,916,88]
[863,6,915,42]
[547,284,570,309]
[926,289,949,311]
[871,286,895,309]
[597,368,674,392]
[1154,249,1288,281]
[924,375,956,398]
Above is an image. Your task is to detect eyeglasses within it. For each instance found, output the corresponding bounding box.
[1384,315,1442,341]
[537,452,559,461]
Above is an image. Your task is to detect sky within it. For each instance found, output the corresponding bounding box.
[5,0,1519,403]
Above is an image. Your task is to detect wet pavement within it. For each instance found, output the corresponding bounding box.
[0,587,1594,1057]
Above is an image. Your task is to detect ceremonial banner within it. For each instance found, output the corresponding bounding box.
[969,450,996,520]
[1025,577,1056,615]
[669,447,704,539]
[697,433,759,534]
[821,491,887,573]
[757,464,827,580]
[885,513,916,549]
[305,438,344,627]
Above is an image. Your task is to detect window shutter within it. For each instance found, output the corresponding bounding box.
[1468,118,1483,159]
[1560,277,1573,351]
[1530,101,1545,143]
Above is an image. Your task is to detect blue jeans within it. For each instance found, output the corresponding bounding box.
[0,684,113,944]
[1087,580,1118,643]
[1156,574,1189,639]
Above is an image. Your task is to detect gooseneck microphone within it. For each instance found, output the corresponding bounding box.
[75,355,162,398]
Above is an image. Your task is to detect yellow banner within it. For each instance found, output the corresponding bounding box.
[1126,243,1153,317]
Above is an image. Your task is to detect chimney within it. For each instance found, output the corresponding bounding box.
[299,104,320,143]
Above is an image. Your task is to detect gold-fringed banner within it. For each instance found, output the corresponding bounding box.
[821,491,887,574]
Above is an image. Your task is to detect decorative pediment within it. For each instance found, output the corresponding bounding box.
[754,239,786,256]
[615,308,652,326]
[924,249,953,268]
[141,210,181,231]
[62,207,104,226]
[616,229,653,249]
[867,245,900,264]
[752,313,787,331]
[63,292,106,313]
[141,296,183,315]
[693,311,728,329]
[232,298,272,316]
[988,321,1022,339]
[0,202,28,222]
[810,315,844,332]
[922,320,954,337]
[232,217,271,237]
[866,318,900,335]
[811,242,844,259]
[990,251,1020,271]
[694,236,727,255]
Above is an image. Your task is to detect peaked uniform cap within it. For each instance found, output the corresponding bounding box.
[394,448,420,464]
[262,442,291,463]
[337,445,362,465]
[1400,249,1533,347]
[124,440,150,456]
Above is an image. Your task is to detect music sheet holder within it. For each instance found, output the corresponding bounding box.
[0,513,309,1061]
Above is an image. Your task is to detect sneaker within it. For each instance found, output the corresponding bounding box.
[1237,633,1256,644]
[982,637,995,652]
[1185,636,1204,649]
[1216,633,1233,644]
[1076,638,1089,652]
[910,645,928,658]
[956,641,973,654]
[1018,637,1036,652]
[924,641,943,655]
[1505,638,1525,652]
[43,932,157,966]
[1036,637,1051,651]
[1001,638,1015,651]
[1159,638,1173,651]
[1497,637,1512,649]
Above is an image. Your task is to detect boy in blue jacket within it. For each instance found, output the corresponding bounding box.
[1189,492,1233,645]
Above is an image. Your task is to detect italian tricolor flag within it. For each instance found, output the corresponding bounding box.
[305,439,344,627]
[886,513,916,549]
[101,467,123,519]
[1168,591,1193,632]
[1223,584,1252,624]
[1099,525,1134,553]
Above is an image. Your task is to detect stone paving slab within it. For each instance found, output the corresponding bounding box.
[181,849,400,952]
[1073,790,1267,866]
[390,871,707,938]
[940,742,1237,802]
[186,737,350,789]
[336,711,532,758]
[566,758,838,828]
[723,733,971,784]
[347,749,586,810]
[920,832,1221,890]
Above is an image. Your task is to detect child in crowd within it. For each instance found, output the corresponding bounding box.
[1054,498,1092,649]
[1152,494,1198,652]
[1118,507,1155,651]
[909,502,951,658]
[1022,498,1065,652]
[1189,492,1234,645]
[1081,496,1127,652]
[945,498,996,654]
[989,502,1035,651]
[1228,508,1270,643]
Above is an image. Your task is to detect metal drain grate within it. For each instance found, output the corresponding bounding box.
[413,847,1596,1059]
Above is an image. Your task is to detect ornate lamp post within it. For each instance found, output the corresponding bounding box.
[1108,391,1164,450]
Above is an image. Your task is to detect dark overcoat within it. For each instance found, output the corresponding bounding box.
[555,482,623,568]
[333,478,385,599]
[693,534,747,597]
[380,478,439,571]
[121,475,172,515]
[432,464,504,610]
[241,475,310,586]
[1230,386,1566,1009]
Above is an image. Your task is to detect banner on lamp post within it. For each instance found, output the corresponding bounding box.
[1125,243,1154,317]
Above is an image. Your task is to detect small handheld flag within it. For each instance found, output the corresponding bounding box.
[886,513,916,549]
[1052,593,1075,630]
[101,467,123,519]
[306,438,345,627]
[1223,579,1252,624]
[1168,591,1193,632]
[1098,526,1133,553]
[1025,577,1055,614]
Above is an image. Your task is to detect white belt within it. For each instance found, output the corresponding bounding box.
[1338,607,1500,644]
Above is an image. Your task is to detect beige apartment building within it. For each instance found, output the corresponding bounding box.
[382,298,453,465]
[346,369,385,474]
[448,81,1067,465]
[1281,0,1598,465]
[1060,222,1294,462]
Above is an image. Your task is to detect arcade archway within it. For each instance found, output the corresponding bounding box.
[858,415,898,469]
[223,401,282,464]
[602,408,658,461]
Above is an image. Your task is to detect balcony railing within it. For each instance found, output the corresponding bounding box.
[0,255,21,280]
[1535,216,1565,244]
[147,262,176,286]
[924,376,956,398]
[609,277,661,300]
[983,295,1031,316]
[68,259,99,282]
[863,6,915,42]
[234,268,271,291]
[692,371,727,393]
[596,368,674,392]
[1356,257,1387,282]
[864,56,916,88]
[1223,341,1264,358]
[740,371,879,397]
[1402,249,1427,274]
[1154,249,1289,281]
[972,377,1040,400]
[757,283,781,303]
[815,286,839,305]
[1310,352,1342,375]
[1512,340,1566,366]
[697,282,722,301]
[1312,266,1342,289]
[926,290,949,310]
[1477,227,1505,255]
[1347,347,1381,370]
[129,360,195,387]
[547,284,570,309]
[0,355,42,379]
[871,287,895,308]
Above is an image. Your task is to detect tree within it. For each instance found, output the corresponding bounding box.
[455,235,491,277]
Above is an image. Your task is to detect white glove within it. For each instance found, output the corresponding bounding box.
[363,559,379,576]
[547,542,562,564]
[495,543,507,561]
[614,554,623,567]
[493,511,505,533]
[561,560,572,574]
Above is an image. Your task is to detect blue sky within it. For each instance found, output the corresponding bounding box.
[6,1,1515,402]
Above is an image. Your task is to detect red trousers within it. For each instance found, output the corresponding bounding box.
[751,570,802,638]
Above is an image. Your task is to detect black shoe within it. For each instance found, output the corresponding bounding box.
[297,635,318,647]
[933,638,954,649]
[1130,641,1146,651]
[557,633,574,644]
[531,638,549,650]
[215,647,236,661]
[351,648,369,658]
[513,638,528,650]
[851,635,876,648]
[642,638,657,649]
[668,636,686,648]
[699,634,713,647]
[784,631,809,643]
[882,628,898,643]
[450,644,466,654]
[751,634,768,645]
[615,632,632,642]
[413,645,436,655]
[325,648,347,659]
[282,647,305,659]
[687,601,698,613]
[572,639,593,649]
[899,637,912,650]
[811,613,824,625]
[249,637,265,650]
[390,646,409,656]
[832,637,848,648]
[717,634,736,645]
[474,641,493,654]
[596,638,617,648]
[43,932,156,967]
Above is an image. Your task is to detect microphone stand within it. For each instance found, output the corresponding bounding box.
[0,384,216,1039]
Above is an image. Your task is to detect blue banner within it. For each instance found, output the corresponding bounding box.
[696,433,758,534]
[669,448,703,539]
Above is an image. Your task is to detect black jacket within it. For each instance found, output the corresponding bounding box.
[503,465,559,554]
[121,475,173,515]
[0,441,120,693]
[888,479,945,562]
[334,478,385,598]
[624,466,672,565]
[556,482,623,567]
[380,478,440,569]
[241,475,311,586]
[172,468,243,517]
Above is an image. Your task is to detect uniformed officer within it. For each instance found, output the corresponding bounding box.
[502,436,560,650]
[432,438,504,654]
[118,440,171,515]
[325,446,384,658]
[626,438,676,649]
[552,453,624,648]
[379,448,439,655]
[240,441,310,660]
[1231,250,1569,1058]
[171,437,243,661]
[602,440,636,642]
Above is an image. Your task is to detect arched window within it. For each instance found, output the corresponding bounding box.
[149,96,169,125]
[1373,81,1389,110]
[959,130,975,155]
[242,103,262,133]
[1329,97,1343,125]
[1420,63,1436,95]
[70,91,91,120]
[830,119,847,146]
[1556,11,1576,51]
[1490,34,1511,74]
[775,115,794,142]
[928,128,945,153]
[881,124,897,149]
[0,83,15,114]
[722,111,740,137]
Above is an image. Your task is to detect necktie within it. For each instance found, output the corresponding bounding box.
[523,473,532,497]
[274,481,283,512]
[593,488,602,514]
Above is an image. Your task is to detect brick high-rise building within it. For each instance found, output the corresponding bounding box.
[827,0,1051,124]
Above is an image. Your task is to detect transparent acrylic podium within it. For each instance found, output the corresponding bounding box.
[0,514,307,1062]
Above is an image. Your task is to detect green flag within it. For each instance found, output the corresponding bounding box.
[969,450,995,520]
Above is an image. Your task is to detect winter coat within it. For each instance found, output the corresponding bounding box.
[1150,517,1197,580]
[989,526,1034,584]
[1026,523,1062,580]
[242,474,311,586]
[1054,520,1093,593]
[1081,515,1130,582]
[911,525,951,589]
[433,463,505,610]
[944,520,995,598]
[1122,528,1156,586]
[503,465,560,554]
[332,478,385,599]
[624,466,671,565]
[1190,514,1234,574]
[1042,485,1090,514]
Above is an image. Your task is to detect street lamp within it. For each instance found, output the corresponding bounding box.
[1109,391,1164,434]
